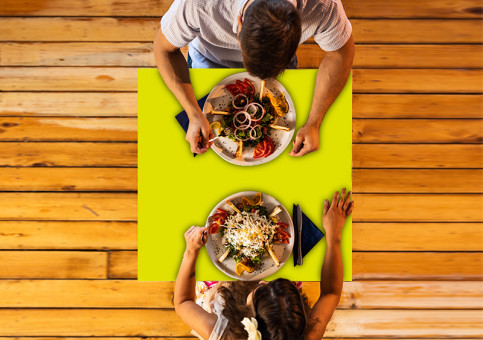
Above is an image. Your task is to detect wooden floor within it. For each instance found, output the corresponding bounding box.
[0,0,482,338]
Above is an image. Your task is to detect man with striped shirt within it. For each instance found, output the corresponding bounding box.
[154,0,354,156]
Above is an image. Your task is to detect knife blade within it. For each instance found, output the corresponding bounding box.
[296,204,303,265]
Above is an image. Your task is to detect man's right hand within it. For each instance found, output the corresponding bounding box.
[186,113,213,154]
[322,188,353,243]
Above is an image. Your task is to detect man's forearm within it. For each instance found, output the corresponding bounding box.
[174,249,199,306]
[306,37,354,128]
[153,31,202,119]
[320,235,343,297]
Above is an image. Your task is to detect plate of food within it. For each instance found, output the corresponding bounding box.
[205,191,294,280]
[203,72,296,166]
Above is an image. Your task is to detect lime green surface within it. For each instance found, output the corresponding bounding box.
[138,68,352,281]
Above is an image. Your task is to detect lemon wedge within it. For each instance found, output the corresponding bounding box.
[210,121,223,134]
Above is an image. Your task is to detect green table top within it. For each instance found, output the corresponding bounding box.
[138,68,352,281]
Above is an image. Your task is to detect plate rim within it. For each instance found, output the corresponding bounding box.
[202,72,296,167]
[205,190,295,281]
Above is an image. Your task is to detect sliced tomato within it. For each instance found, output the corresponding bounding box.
[208,223,220,234]
[275,237,290,244]
[275,222,288,232]
[254,140,267,158]
[226,84,239,96]
[236,80,248,93]
[263,136,275,158]
[277,230,291,239]
[217,208,228,219]
[243,78,255,96]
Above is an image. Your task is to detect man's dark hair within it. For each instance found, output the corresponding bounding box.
[239,0,301,79]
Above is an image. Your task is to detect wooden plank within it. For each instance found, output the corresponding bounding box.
[4,118,482,143]
[353,194,483,222]
[3,144,481,168]
[0,193,137,221]
[352,69,483,93]
[0,168,137,191]
[0,221,137,249]
[0,67,137,92]
[1,193,480,222]
[2,68,482,93]
[0,280,481,309]
[344,0,483,18]
[0,0,481,18]
[0,117,137,141]
[353,169,483,193]
[353,144,483,168]
[353,119,483,144]
[0,220,479,251]
[0,18,481,43]
[353,223,483,251]
[0,251,107,279]
[351,19,483,43]
[0,18,160,42]
[0,42,155,67]
[298,44,483,69]
[1,168,480,193]
[2,93,479,118]
[353,94,483,119]
[353,252,483,280]
[108,251,137,279]
[110,251,483,280]
[0,309,479,337]
[0,142,137,167]
[2,43,482,69]
[0,92,137,117]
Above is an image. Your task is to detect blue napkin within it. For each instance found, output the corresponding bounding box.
[293,204,325,266]
[175,95,209,157]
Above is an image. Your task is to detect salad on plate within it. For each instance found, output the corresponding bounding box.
[210,78,291,159]
[207,192,291,276]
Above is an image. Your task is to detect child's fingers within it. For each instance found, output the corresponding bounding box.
[343,191,351,210]
[338,188,346,207]
[330,191,339,209]
[323,199,329,216]
[346,201,354,217]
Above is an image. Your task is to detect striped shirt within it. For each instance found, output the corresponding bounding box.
[161,0,352,68]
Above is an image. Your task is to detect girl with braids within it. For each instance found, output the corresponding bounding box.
[174,189,353,339]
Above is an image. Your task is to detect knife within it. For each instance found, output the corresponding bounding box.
[296,204,303,266]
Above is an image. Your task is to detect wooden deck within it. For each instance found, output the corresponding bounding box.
[0,0,482,338]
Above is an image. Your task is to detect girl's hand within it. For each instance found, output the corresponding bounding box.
[184,226,208,256]
[322,188,353,243]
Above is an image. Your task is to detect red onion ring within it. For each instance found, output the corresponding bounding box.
[233,111,251,129]
[249,125,262,140]
[232,94,248,109]
[244,102,265,122]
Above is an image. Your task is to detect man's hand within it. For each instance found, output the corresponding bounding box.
[289,123,320,157]
[186,114,213,154]
[323,188,353,243]
[184,226,208,256]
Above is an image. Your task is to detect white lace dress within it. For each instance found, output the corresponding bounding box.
[191,282,229,340]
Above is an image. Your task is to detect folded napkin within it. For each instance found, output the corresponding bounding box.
[175,95,209,157]
[293,204,325,266]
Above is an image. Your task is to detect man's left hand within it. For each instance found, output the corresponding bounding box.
[289,123,320,157]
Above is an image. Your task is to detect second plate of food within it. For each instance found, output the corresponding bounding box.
[203,72,296,166]
[205,191,294,280]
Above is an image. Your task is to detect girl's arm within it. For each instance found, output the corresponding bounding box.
[174,226,217,339]
[305,189,353,340]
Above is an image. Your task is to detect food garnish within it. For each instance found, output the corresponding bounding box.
[210,78,290,159]
[209,193,290,276]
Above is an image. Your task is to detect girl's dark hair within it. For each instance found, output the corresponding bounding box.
[254,279,308,339]
[218,279,310,339]
[239,0,301,79]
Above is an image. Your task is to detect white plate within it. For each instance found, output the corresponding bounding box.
[202,72,296,166]
[205,191,294,281]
